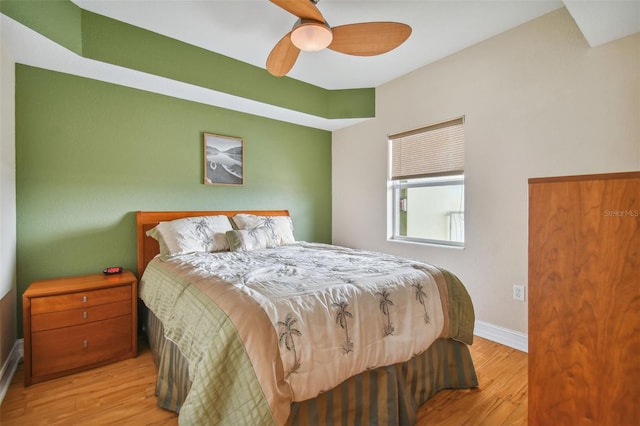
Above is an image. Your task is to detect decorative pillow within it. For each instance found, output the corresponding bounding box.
[146,215,233,256]
[225,228,274,252]
[231,214,295,245]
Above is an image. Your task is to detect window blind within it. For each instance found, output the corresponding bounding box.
[390,117,464,180]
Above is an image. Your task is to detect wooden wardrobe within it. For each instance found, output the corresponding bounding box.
[528,171,639,425]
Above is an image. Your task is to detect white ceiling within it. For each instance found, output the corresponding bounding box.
[71,0,639,90]
[72,0,560,90]
[3,1,638,130]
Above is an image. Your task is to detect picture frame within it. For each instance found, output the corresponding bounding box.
[203,133,244,186]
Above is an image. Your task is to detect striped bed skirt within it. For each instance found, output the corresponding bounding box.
[145,307,478,425]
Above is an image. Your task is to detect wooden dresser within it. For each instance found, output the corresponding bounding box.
[528,172,639,425]
[23,271,138,386]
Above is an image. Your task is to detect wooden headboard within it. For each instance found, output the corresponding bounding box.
[136,210,291,276]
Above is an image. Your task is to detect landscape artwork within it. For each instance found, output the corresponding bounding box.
[203,133,244,185]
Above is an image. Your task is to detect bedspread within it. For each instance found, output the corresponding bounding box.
[139,242,474,425]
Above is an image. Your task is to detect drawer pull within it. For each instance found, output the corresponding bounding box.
[82,311,88,319]
[83,340,88,348]
[82,296,88,303]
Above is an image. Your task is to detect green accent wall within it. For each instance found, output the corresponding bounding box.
[0,0,82,54]
[80,10,374,119]
[15,65,332,337]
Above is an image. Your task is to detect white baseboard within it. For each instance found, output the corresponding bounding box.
[474,320,528,353]
[0,338,23,405]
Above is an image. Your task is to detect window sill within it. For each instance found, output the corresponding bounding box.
[387,237,465,250]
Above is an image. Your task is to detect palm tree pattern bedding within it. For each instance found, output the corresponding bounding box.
[139,242,474,425]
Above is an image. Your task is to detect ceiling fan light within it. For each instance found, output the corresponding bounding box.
[291,21,333,52]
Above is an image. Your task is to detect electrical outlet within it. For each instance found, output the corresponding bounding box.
[513,285,526,302]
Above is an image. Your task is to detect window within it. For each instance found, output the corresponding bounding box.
[389,117,465,247]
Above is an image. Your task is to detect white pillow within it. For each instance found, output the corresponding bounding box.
[225,228,274,252]
[146,215,233,256]
[232,214,295,245]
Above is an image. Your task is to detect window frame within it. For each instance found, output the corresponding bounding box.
[388,116,465,248]
[390,174,465,247]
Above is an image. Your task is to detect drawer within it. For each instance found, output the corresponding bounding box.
[31,285,131,315]
[31,300,131,332]
[31,315,132,378]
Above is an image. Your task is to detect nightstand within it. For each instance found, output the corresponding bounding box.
[23,271,138,386]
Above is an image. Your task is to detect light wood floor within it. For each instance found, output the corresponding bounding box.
[1,336,527,425]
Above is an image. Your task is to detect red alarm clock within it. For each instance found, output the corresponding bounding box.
[103,266,123,275]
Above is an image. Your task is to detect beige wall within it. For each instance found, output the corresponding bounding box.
[1,40,17,367]
[332,8,639,335]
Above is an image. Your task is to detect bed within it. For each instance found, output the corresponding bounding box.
[136,210,478,425]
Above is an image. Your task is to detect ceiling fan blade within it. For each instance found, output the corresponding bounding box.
[328,22,412,56]
[267,32,301,76]
[269,0,325,22]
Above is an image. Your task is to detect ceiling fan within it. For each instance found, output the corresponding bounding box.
[266,0,412,77]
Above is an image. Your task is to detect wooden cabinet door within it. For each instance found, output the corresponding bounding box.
[31,300,131,331]
[528,172,640,425]
[31,315,132,378]
[30,285,131,314]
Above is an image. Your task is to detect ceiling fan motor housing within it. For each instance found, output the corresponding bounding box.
[291,19,333,51]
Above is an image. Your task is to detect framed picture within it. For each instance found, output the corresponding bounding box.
[203,133,244,186]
